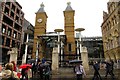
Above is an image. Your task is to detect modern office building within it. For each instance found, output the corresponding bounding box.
[101,1,120,61]
[0,1,24,63]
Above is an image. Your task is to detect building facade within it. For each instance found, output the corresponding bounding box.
[33,2,105,64]
[0,1,24,63]
[101,1,120,61]
[32,2,77,60]
[81,37,104,61]
[63,2,76,60]
[32,3,48,59]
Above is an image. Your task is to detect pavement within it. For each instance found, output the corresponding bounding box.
[28,67,120,80]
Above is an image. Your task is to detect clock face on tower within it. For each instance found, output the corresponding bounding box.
[37,18,42,23]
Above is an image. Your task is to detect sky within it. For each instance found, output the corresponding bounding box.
[17,0,109,37]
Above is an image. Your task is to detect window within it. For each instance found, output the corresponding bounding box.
[2,27,6,33]
[2,24,6,34]
[68,43,71,51]
[13,31,17,38]
[2,36,5,45]
[18,33,21,40]
[12,40,15,47]
[5,38,10,47]
[7,28,12,36]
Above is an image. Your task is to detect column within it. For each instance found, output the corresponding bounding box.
[81,47,89,74]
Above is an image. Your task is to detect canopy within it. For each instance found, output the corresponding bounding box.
[69,60,82,64]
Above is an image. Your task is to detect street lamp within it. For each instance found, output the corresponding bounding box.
[54,29,64,55]
[75,28,85,60]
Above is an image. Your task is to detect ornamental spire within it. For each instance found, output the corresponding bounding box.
[37,2,45,12]
[65,2,73,11]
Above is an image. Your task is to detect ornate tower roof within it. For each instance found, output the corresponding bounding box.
[65,2,73,11]
[37,2,45,12]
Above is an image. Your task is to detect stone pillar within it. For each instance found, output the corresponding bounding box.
[52,47,59,74]
[22,54,25,64]
[8,48,18,64]
[81,47,89,73]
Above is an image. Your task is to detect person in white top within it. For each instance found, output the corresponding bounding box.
[75,62,86,80]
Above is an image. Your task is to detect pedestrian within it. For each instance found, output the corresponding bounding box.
[38,62,44,79]
[43,63,50,80]
[31,62,36,78]
[0,64,2,77]
[42,57,46,64]
[92,61,102,80]
[11,61,17,71]
[75,62,86,80]
[21,67,29,80]
[1,63,19,80]
[104,60,115,79]
[0,64,2,72]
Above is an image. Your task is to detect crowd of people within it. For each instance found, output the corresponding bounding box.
[73,59,116,80]
[92,59,115,80]
[0,59,117,80]
[0,61,19,80]
[31,59,51,80]
[0,58,51,80]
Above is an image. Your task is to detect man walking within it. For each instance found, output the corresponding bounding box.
[104,60,115,80]
[92,61,102,80]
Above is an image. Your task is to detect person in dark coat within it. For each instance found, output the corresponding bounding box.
[21,67,29,80]
[38,62,44,79]
[104,60,115,79]
[92,61,102,80]
[44,65,50,80]
[31,63,36,78]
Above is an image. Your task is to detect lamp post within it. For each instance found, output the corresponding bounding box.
[54,29,64,55]
[75,28,85,60]
[23,30,32,64]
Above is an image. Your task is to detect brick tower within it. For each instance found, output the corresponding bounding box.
[32,3,48,59]
[63,2,76,60]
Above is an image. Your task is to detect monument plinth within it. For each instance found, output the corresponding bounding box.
[52,47,59,74]
[81,47,89,74]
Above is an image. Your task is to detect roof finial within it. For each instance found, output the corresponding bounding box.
[67,2,71,6]
[40,2,44,8]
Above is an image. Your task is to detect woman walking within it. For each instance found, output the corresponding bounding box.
[75,62,86,80]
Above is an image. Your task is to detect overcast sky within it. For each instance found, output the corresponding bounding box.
[17,0,109,37]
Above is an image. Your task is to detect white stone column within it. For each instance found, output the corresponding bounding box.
[79,32,82,53]
[52,47,59,73]
[81,47,89,73]
[23,29,32,64]
[77,39,80,60]
[23,34,29,64]
[36,41,39,62]
[61,41,64,61]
